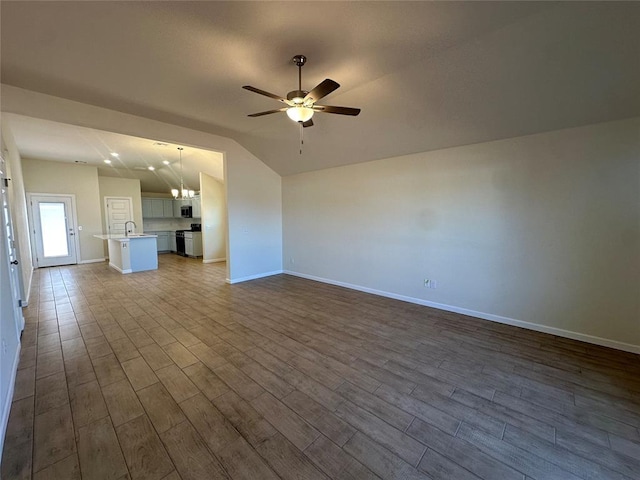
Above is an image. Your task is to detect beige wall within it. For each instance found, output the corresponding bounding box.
[283,118,640,351]
[22,158,105,262]
[98,176,143,256]
[98,176,143,229]
[200,172,226,262]
[141,192,173,198]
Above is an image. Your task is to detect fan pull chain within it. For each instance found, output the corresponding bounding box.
[299,122,304,155]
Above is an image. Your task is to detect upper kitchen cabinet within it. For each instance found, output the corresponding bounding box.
[192,195,201,218]
[142,198,152,217]
[163,199,174,217]
[142,197,175,218]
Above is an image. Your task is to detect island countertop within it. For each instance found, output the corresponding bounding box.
[94,234,158,241]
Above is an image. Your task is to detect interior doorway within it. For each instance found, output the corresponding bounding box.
[105,196,134,236]
[28,193,79,268]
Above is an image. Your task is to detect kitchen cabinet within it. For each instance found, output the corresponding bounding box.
[156,232,170,252]
[163,199,174,217]
[184,231,202,257]
[145,231,170,252]
[94,234,158,273]
[169,232,177,252]
[142,198,153,218]
[192,196,201,218]
[151,199,164,218]
[142,198,175,218]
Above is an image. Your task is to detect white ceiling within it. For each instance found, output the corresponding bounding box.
[1,2,639,176]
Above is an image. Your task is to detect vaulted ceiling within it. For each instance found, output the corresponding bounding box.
[2,1,639,178]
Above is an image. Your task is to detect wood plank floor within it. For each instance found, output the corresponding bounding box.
[2,254,640,480]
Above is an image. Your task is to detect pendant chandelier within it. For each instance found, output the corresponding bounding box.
[170,147,195,199]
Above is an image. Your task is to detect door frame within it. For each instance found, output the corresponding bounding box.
[1,153,25,334]
[104,196,134,235]
[27,192,81,268]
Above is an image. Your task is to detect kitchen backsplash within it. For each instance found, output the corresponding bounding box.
[143,218,193,232]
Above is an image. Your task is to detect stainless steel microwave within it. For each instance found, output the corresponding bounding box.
[180,205,192,218]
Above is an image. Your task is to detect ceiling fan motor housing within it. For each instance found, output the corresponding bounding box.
[287,90,308,104]
[292,55,307,67]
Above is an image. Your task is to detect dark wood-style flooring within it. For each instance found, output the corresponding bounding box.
[2,254,640,480]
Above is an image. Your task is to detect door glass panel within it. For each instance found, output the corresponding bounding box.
[39,202,69,257]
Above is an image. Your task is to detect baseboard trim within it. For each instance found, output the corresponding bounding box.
[109,262,132,274]
[283,270,640,355]
[226,269,283,284]
[0,343,21,457]
[203,258,226,264]
[22,265,34,307]
[80,258,107,264]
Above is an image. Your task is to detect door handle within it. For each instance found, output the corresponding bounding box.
[10,260,18,265]
[69,233,75,236]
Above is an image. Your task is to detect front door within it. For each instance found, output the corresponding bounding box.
[105,197,133,236]
[29,194,78,267]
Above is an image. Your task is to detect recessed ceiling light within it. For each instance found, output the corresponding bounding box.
[148,166,155,171]
[110,152,119,157]
[103,159,112,164]
[153,142,169,147]
[162,160,170,165]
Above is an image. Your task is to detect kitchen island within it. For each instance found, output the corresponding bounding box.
[94,234,158,274]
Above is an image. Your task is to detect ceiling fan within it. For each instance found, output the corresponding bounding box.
[243,55,361,128]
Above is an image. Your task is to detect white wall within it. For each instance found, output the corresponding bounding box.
[224,154,282,281]
[200,172,226,262]
[1,84,283,283]
[22,158,105,263]
[283,118,640,352]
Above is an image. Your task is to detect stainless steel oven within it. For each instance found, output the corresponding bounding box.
[175,230,187,256]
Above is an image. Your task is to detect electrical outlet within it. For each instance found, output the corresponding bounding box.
[431,280,437,289]
[290,257,295,264]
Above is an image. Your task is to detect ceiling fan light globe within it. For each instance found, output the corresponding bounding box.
[286,106,314,123]
[171,189,179,198]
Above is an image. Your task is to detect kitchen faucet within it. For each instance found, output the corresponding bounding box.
[124,221,137,237]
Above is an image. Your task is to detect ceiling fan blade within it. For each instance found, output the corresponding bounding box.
[243,86,290,105]
[303,79,340,104]
[312,105,361,116]
[302,119,314,128]
[248,108,288,117]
